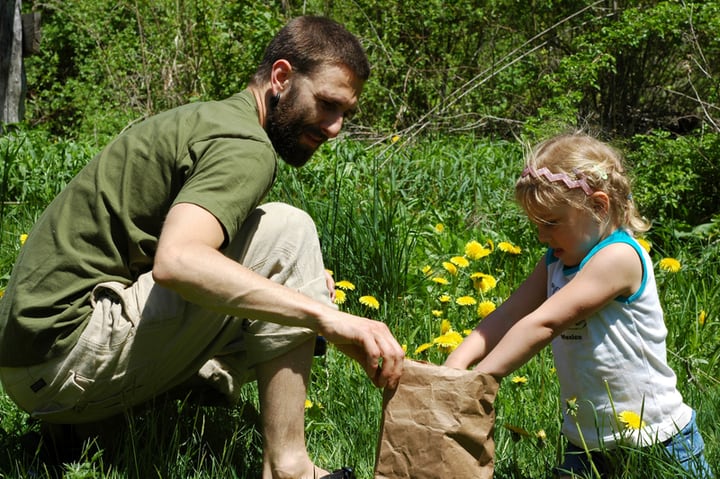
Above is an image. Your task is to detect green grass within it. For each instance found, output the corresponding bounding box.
[0,130,718,478]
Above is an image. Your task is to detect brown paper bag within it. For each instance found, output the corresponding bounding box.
[374,359,499,479]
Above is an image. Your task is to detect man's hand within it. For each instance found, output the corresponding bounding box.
[321,312,404,389]
[335,341,404,390]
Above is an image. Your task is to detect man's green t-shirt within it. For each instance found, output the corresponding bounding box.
[0,90,278,366]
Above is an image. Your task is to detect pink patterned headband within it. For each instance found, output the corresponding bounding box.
[521,166,594,195]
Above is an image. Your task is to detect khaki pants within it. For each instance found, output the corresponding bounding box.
[0,202,333,424]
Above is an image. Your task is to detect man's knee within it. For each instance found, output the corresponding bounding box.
[257,202,317,239]
[246,203,322,261]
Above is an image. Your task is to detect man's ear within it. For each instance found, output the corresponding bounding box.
[270,59,292,94]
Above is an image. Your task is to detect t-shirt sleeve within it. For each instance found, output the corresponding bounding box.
[173,136,277,243]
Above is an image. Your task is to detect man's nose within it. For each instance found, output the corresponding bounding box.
[321,113,344,139]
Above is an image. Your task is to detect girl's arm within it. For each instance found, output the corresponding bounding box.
[472,241,642,378]
[445,258,548,369]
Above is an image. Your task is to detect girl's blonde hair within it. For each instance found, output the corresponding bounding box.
[515,133,650,235]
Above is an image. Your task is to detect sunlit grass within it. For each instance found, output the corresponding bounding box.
[0,131,717,477]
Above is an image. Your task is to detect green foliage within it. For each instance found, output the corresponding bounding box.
[21,0,720,142]
[269,135,531,316]
[0,128,92,206]
[626,130,720,238]
[0,127,96,281]
[319,0,502,132]
[16,0,720,225]
[0,133,23,242]
[23,0,284,142]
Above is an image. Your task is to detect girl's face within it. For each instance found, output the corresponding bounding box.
[531,203,605,267]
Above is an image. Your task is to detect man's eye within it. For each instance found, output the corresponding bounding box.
[343,109,356,121]
[319,99,335,111]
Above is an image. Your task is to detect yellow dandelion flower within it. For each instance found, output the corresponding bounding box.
[434,332,463,348]
[434,223,445,234]
[462,328,472,336]
[442,261,458,276]
[477,300,496,318]
[498,241,521,254]
[450,256,470,268]
[440,319,452,334]
[333,289,347,305]
[431,309,443,317]
[20,234,28,245]
[618,410,646,430]
[414,342,433,355]
[464,240,491,260]
[456,296,477,306]
[471,272,497,293]
[325,269,334,276]
[432,276,450,285]
[565,397,578,416]
[433,331,464,353]
[421,265,432,275]
[401,344,408,355]
[636,237,651,252]
[304,399,313,409]
[511,375,528,384]
[391,134,401,143]
[439,294,452,303]
[359,295,380,309]
[659,257,681,273]
[698,310,707,326]
[536,429,547,447]
[335,280,356,290]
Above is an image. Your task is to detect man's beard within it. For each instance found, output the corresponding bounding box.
[265,88,326,168]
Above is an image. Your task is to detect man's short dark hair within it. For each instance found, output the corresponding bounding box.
[252,16,370,84]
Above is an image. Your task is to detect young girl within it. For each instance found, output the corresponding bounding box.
[445,133,713,477]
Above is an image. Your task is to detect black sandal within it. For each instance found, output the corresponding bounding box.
[319,467,355,479]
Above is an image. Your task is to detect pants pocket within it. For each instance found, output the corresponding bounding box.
[31,370,89,421]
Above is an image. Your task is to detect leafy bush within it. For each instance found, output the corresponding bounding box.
[23,0,283,142]
[626,130,720,238]
[20,1,720,141]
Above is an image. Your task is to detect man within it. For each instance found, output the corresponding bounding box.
[0,16,404,479]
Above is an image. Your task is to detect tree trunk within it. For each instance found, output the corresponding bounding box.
[0,0,24,130]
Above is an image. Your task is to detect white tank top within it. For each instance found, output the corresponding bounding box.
[549,229,691,448]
